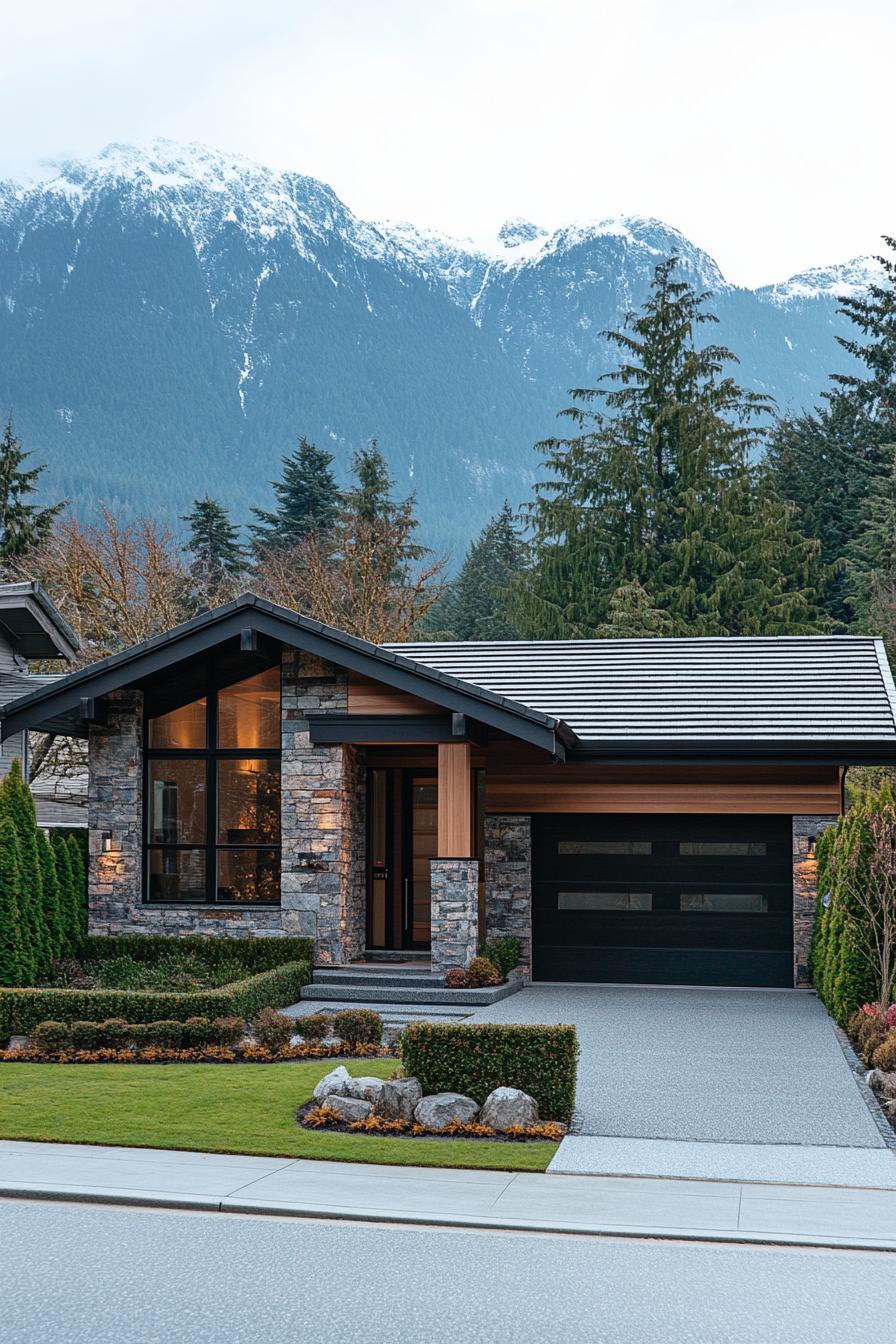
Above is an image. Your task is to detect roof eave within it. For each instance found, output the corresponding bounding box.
[0,595,563,756]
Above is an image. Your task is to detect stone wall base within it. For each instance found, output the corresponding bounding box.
[430,858,480,976]
[793,814,839,988]
[484,815,532,979]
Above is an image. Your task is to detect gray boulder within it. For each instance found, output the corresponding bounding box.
[345,1075,387,1103]
[324,1094,373,1123]
[414,1092,479,1130]
[312,1065,352,1103]
[375,1077,423,1122]
[479,1086,539,1132]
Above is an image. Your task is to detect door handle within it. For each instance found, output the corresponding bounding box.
[403,877,411,933]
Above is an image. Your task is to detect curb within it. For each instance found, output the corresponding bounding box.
[3,1183,896,1254]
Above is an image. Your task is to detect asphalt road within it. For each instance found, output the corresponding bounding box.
[0,1199,892,1344]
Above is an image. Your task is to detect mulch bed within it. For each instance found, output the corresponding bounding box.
[295,1101,565,1143]
[0,1044,397,1066]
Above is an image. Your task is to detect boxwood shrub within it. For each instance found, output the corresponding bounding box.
[400,1021,578,1122]
[0,959,311,1037]
[78,934,313,973]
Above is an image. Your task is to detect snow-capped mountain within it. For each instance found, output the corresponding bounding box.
[0,140,873,560]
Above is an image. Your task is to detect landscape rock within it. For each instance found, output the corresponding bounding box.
[414,1092,479,1130]
[324,1094,373,1123]
[346,1076,387,1103]
[375,1077,423,1122]
[868,1069,896,1100]
[479,1087,539,1132]
[312,1065,352,1103]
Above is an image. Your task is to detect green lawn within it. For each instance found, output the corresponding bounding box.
[0,1059,556,1172]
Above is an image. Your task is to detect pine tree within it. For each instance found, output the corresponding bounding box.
[847,445,896,634]
[250,437,339,554]
[514,259,832,638]
[0,418,64,571]
[0,758,45,982]
[594,581,674,638]
[768,236,896,623]
[0,815,24,987]
[66,833,88,941]
[51,833,77,954]
[342,440,428,583]
[182,496,247,595]
[431,503,529,640]
[36,829,64,963]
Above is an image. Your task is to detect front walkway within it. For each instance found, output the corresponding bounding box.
[2,1140,896,1250]
[470,985,887,1151]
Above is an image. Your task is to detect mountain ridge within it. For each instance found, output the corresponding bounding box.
[0,138,876,562]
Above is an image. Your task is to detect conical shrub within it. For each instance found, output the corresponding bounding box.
[66,833,88,941]
[52,833,77,955]
[0,759,44,982]
[36,830,64,964]
[0,814,25,987]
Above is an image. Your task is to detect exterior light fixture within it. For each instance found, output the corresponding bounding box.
[807,835,817,858]
[102,832,116,853]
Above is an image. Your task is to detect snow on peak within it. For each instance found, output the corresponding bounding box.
[497,218,548,249]
[758,255,884,306]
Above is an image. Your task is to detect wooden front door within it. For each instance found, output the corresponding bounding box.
[366,768,434,951]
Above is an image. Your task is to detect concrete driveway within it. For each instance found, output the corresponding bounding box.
[470,985,885,1148]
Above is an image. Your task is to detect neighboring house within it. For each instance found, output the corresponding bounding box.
[0,582,84,830]
[2,592,895,989]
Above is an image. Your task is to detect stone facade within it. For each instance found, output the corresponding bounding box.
[87,650,366,958]
[793,814,839,988]
[430,858,480,976]
[280,649,365,962]
[484,814,532,978]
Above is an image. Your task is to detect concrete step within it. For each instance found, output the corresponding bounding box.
[313,969,443,989]
[301,978,521,1008]
[283,1000,476,1027]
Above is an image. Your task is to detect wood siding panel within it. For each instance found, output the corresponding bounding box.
[347,672,436,717]
[485,765,841,815]
[437,741,473,855]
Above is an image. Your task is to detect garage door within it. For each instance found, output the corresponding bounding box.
[532,814,793,987]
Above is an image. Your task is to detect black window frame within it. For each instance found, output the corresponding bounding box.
[142,658,282,907]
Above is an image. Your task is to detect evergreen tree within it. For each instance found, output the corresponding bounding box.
[344,439,396,525]
[514,259,832,638]
[594,581,675,638]
[51,833,77,954]
[768,236,896,622]
[0,815,24,987]
[66,833,88,941]
[250,437,339,554]
[36,829,64,963]
[182,496,247,593]
[847,445,896,635]
[0,758,45,982]
[342,440,428,581]
[431,503,529,640]
[0,417,64,571]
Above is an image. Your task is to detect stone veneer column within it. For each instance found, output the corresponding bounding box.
[87,690,143,933]
[484,814,532,980]
[430,858,480,976]
[793,814,838,988]
[280,648,365,964]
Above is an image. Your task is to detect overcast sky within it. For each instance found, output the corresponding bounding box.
[3,0,893,287]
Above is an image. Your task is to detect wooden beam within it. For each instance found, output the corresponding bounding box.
[437,741,472,856]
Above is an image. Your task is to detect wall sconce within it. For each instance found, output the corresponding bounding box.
[807,835,817,858]
[102,832,118,854]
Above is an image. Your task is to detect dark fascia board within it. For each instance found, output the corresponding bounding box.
[568,738,896,765]
[307,714,488,746]
[0,594,564,756]
[0,583,80,661]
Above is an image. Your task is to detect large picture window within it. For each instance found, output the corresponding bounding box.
[144,664,281,905]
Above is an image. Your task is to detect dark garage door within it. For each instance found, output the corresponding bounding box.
[532,814,793,987]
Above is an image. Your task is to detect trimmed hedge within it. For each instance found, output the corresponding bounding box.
[78,934,314,973]
[0,959,311,1038]
[400,1021,578,1122]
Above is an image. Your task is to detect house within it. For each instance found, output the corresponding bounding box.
[0,583,85,830]
[2,591,895,989]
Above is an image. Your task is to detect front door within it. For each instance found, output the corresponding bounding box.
[366,768,434,951]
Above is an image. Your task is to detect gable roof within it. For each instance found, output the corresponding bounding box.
[0,594,565,756]
[391,635,896,760]
[0,583,79,661]
[2,592,894,763]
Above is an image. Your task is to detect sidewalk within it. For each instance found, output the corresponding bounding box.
[2,1140,896,1250]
